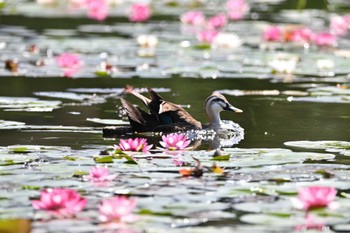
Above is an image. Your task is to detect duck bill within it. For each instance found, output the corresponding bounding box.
[224,104,243,113]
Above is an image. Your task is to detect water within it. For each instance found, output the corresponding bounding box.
[0,1,350,232]
[0,76,348,149]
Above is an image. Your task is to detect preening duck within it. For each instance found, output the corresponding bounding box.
[120,88,242,133]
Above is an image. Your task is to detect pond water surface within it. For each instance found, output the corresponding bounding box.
[0,0,350,232]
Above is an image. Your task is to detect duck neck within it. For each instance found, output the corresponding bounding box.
[207,109,222,127]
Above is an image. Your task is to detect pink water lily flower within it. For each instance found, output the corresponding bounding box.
[290,27,315,44]
[313,32,337,46]
[86,0,109,21]
[197,30,219,44]
[56,53,81,68]
[180,11,205,26]
[86,166,117,182]
[32,188,87,217]
[292,186,337,211]
[114,138,153,152]
[172,157,186,166]
[226,0,250,20]
[263,26,282,41]
[55,53,82,77]
[330,16,349,36]
[295,214,325,232]
[343,15,350,25]
[160,133,191,150]
[207,13,227,29]
[128,3,151,22]
[69,0,87,10]
[99,196,137,222]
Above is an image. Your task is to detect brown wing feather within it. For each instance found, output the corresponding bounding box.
[147,87,164,102]
[159,102,202,129]
[120,98,159,132]
[129,90,152,108]
[122,88,202,132]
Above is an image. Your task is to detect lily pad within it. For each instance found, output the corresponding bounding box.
[34,92,96,101]
[0,96,61,112]
[0,219,32,233]
[284,141,350,156]
[0,120,25,129]
[86,118,129,125]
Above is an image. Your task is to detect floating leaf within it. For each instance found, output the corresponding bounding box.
[72,170,89,178]
[120,154,138,165]
[0,160,26,166]
[0,219,32,233]
[314,169,334,179]
[284,140,350,156]
[86,118,129,125]
[179,168,193,177]
[138,209,173,217]
[0,120,25,129]
[193,44,211,50]
[34,92,94,101]
[10,147,29,153]
[212,165,224,174]
[63,156,79,161]
[211,155,230,161]
[94,156,114,163]
[21,185,41,190]
[94,70,111,77]
[240,213,298,226]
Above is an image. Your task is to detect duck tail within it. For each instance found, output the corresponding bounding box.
[129,90,152,107]
[120,98,146,125]
[120,98,158,132]
[147,87,163,102]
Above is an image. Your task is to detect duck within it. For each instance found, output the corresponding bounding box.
[120,88,243,133]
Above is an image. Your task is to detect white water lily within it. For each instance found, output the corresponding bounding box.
[137,34,158,48]
[316,59,335,70]
[268,54,299,74]
[107,0,124,6]
[37,0,56,5]
[212,32,242,50]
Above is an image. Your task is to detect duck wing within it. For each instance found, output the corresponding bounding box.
[128,88,164,119]
[122,88,202,131]
[159,101,202,129]
[120,98,159,132]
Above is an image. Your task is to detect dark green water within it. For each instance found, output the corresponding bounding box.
[0,76,348,149]
[0,1,350,232]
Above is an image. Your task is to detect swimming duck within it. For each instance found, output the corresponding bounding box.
[120,88,243,133]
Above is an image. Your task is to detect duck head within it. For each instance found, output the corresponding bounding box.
[205,93,242,127]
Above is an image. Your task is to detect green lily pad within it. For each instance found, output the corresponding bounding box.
[284,140,350,156]
[211,155,230,161]
[0,219,32,233]
[0,96,61,112]
[240,214,298,226]
[93,156,114,163]
[10,147,30,153]
[0,120,25,129]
